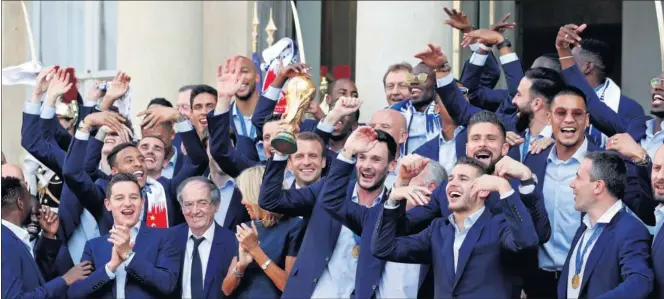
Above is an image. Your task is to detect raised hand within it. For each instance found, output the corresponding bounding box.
[62,261,93,286]
[34,66,57,97]
[343,126,379,157]
[443,8,472,33]
[414,44,448,69]
[326,96,362,125]
[397,154,430,185]
[388,186,432,207]
[506,131,525,147]
[606,133,648,162]
[38,207,59,239]
[461,29,505,48]
[236,222,260,253]
[45,68,74,105]
[493,155,532,181]
[83,111,127,135]
[217,56,243,99]
[108,225,134,261]
[237,246,254,268]
[555,23,587,50]
[469,174,512,199]
[279,63,310,79]
[489,13,516,33]
[104,71,131,101]
[529,137,554,155]
[137,105,181,130]
[306,99,325,121]
[87,80,104,102]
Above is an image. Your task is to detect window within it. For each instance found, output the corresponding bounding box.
[30,1,117,99]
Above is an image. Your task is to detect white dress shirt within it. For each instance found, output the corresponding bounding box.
[182,223,216,299]
[104,222,141,299]
[2,219,34,258]
[567,200,623,298]
[654,204,664,242]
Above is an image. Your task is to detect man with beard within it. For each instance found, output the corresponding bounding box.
[417,38,560,163]
[258,127,398,299]
[2,176,92,299]
[227,56,265,160]
[556,24,656,158]
[383,62,413,106]
[390,62,442,154]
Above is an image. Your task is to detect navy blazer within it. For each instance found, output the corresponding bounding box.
[320,157,431,299]
[209,110,261,178]
[258,157,356,299]
[2,225,68,299]
[167,223,237,299]
[371,192,540,299]
[67,226,179,299]
[222,188,251,232]
[654,226,664,299]
[557,210,653,299]
[459,51,502,111]
[561,65,647,142]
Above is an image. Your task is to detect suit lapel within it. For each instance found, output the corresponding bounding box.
[3,225,45,283]
[452,210,490,289]
[654,227,664,253]
[580,213,621,293]
[441,223,456,288]
[202,225,226,299]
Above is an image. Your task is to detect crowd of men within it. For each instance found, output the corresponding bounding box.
[2,7,664,299]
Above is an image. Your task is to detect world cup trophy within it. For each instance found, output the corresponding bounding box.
[271,75,316,154]
[270,0,318,154]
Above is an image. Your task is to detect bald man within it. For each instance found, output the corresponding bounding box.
[368,109,408,159]
[2,163,26,183]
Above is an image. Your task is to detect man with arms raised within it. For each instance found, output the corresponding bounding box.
[67,173,179,299]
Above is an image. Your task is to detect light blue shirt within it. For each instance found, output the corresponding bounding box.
[641,119,664,159]
[449,206,486,272]
[231,102,265,161]
[438,126,465,175]
[539,139,588,271]
[311,154,385,298]
[214,178,236,227]
[520,126,553,163]
[67,209,101,263]
[654,205,664,241]
[160,146,179,179]
[104,223,141,299]
[406,108,428,154]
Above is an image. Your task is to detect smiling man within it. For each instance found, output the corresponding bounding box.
[190,85,218,140]
[288,132,326,189]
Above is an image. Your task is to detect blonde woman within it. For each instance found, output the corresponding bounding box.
[221,165,303,299]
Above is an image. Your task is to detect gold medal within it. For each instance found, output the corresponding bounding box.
[571,274,580,289]
[351,245,360,258]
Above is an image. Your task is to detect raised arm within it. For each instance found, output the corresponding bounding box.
[371,202,434,264]
[258,156,319,217]
[320,155,369,235]
[496,189,540,252]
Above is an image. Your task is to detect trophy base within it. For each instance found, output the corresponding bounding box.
[271,131,298,155]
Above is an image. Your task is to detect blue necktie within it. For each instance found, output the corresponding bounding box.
[521,132,531,162]
[191,236,205,299]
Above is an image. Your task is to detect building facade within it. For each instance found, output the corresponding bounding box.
[2,0,662,164]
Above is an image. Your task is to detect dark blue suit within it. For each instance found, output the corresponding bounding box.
[258,157,356,299]
[67,226,180,299]
[2,225,68,299]
[167,223,237,299]
[654,226,664,299]
[561,65,647,142]
[460,53,523,115]
[371,192,540,298]
[557,210,653,299]
[319,157,431,299]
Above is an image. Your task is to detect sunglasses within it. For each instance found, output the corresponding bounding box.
[652,78,664,89]
[553,107,586,121]
[406,73,429,84]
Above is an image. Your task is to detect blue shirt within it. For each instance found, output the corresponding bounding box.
[641,119,664,160]
[438,126,465,175]
[67,209,101,263]
[214,178,236,227]
[104,223,141,299]
[160,146,179,179]
[449,206,486,272]
[231,102,265,161]
[406,108,428,154]
[539,139,587,271]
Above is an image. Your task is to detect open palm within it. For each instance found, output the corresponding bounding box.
[217,57,243,98]
[414,44,447,69]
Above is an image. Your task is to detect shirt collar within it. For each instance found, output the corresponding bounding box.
[448,206,486,233]
[1,219,31,245]
[548,137,588,163]
[593,79,608,92]
[656,203,664,215]
[188,221,216,240]
[582,200,623,229]
[645,118,664,137]
[351,184,386,207]
[439,126,465,143]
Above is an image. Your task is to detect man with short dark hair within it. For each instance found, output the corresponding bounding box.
[559,151,653,299]
[288,132,326,189]
[383,62,413,106]
[177,85,197,120]
[190,84,218,139]
[2,176,92,299]
[66,173,180,299]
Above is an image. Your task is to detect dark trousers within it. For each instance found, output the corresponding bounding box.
[523,268,560,299]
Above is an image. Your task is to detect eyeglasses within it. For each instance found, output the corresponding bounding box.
[406,73,429,84]
[182,200,212,211]
[458,86,469,96]
[553,107,586,121]
[651,78,663,89]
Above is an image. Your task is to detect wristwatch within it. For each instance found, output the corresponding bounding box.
[261,259,272,270]
[521,173,538,187]
[78,121,92,133]
[634,152,651,167]
[123,250,135,261]
[433,62,451,73]
[496,39,512,50]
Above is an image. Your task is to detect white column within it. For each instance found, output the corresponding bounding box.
[355,1,453,122]
[116,1,203,130]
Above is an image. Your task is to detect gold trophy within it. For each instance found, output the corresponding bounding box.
[270,1,317,154]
